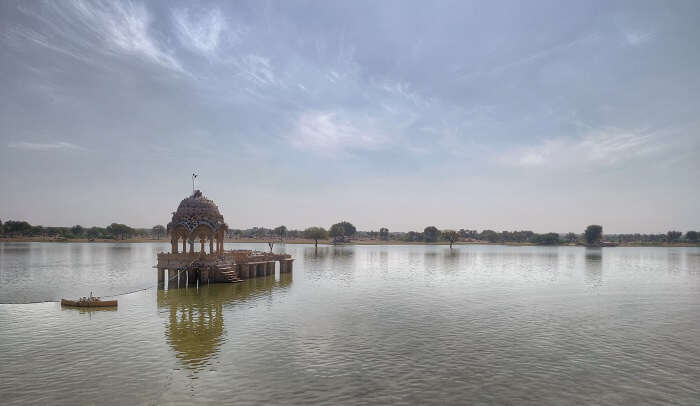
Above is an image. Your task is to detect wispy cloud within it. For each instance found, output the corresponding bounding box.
[498,129,659,168]
[69,0,181,71]
[457,33,601,80]
[8,141,85,151]
[13,0,183,72]
[377,80,431,109]
[233,54,278,87]
[172,7,229,57]
[289,111,387,156]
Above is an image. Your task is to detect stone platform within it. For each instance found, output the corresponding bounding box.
[156,249,293,287]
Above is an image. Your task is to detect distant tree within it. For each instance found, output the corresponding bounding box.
[667,230,682,242]
[106,223,116,239]
[424,226,440,243]
[458,229,477,239]
[124,225,134,239]
[274,225,287,240]
[584,225,603,245]
[480,229,500,243]
[565,232,577,244]
[403,231,420,242]
[31,225,44,236]
[107,223,134,240]
[441,230,459,248]
[686,231,699,242]
[152,225,166,240]
[304,227,328,248]
[340,221,356,237]
[4,220,32,236]
[533,232,561,245]
[329,223,343,238]
[86,227,101,240]
[379,227,389,241]
[329,221,356,242]
[70,225,84,237]
[0,219,3,236]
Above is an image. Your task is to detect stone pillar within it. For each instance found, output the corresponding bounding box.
[209,238,214,255]
[239,264,248,279]
[172,240,177,254]
[182,238,186,253]
[200,238,205,253]
[247,263,254,279]
[158,268,165,284]
[189,240,194,254]
[168,269,177,289]
[280,259,293,273]
[267,261,274,276]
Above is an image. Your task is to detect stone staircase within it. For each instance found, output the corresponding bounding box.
[214,259,242,283]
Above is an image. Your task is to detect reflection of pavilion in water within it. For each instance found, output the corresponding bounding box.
[158,273,292,370]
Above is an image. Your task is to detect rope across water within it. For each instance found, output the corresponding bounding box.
[0,270,198,304]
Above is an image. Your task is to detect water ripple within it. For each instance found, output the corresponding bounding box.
[0,243,699,404]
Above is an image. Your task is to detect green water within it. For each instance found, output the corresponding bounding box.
[1,242,699,405]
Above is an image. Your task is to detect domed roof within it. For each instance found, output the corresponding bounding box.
[168,190,227,234]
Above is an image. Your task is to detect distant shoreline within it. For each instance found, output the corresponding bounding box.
[1,237,697,248]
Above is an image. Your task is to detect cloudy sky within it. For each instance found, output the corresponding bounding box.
[1,0,698,233]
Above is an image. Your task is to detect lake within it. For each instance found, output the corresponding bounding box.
[1,242,699,405]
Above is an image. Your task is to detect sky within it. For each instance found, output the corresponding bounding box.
[1,0,698,233]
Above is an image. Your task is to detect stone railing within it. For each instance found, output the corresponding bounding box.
[156,250,292,268]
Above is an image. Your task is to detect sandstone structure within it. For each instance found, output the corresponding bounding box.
[156,190,293,287]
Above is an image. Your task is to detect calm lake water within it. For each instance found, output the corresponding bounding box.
[1,242,699,405]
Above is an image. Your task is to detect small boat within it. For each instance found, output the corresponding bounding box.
[61,292,117,308]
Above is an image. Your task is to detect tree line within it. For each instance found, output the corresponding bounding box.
[1,218,698,246]
[226,222,699,247]
[0,219,168,241]
[224,221,357,247]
